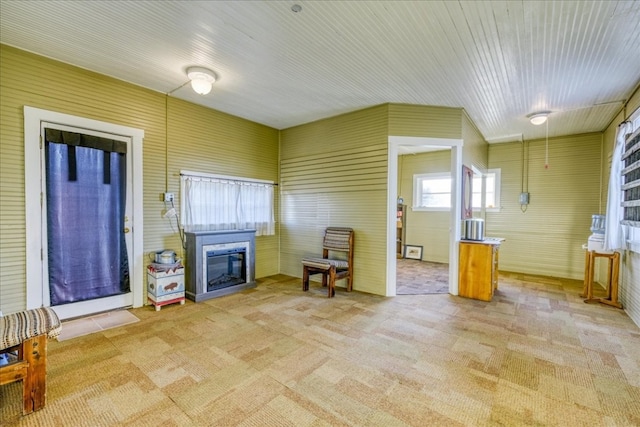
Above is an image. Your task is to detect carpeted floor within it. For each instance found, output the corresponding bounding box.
[396,258,449,295]
[1,272,639,426]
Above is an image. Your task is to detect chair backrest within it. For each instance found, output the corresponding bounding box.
[322,227,354,252]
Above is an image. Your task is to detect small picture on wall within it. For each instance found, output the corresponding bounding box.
[404,245,423,260]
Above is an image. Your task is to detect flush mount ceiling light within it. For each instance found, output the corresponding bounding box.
[527,111,551,126]
[186,66,217,95]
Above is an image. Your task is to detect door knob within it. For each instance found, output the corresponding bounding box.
[123,227,130,233]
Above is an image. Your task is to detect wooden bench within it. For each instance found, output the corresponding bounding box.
[0,307,61,415]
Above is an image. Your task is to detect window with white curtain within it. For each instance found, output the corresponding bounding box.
[180,171,275,236]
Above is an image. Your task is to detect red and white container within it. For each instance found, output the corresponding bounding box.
[147,263,185,311]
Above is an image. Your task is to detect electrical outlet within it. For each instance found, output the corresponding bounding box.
[163,192,174,202]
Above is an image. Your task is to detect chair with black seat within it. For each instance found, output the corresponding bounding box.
[301,227,354,298]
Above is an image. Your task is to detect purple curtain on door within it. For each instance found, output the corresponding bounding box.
[45,129,129,306]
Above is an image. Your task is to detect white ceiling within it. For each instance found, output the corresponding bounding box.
[1,1,639,143]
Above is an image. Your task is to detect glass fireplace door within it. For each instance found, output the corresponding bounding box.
[206,248,247,291]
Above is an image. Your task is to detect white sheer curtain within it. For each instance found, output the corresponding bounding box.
[604,121,633,251]
[181,174,275,236]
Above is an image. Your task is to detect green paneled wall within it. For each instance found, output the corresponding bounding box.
[389,104,462,139]
[487,133,602,279]
[280,105,390,295]
[281,103,468,296]
[462,112,488,171]
[0,45,279,314]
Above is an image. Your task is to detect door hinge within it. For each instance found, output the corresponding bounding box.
[40,192,43,207]
[39,135,43,149]
[41,248,43,260]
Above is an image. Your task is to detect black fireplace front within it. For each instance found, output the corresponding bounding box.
[206,247,247,291]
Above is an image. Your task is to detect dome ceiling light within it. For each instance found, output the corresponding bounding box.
[186,66,217,95]
[527,111,551,126]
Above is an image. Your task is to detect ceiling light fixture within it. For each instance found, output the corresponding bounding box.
[527,111,551,126]
[186,66,217,95]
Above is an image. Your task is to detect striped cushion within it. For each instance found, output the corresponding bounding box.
[1,307,62,350]
[302,257,349,270]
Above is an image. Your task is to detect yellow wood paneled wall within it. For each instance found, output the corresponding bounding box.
[398,151,451,263]
[601,88,640,327]
[280,105,390,295]
[395,109,486,265]
[487,133,602,279]
[165,98,280,276]
[0,45,279,314]
[462,111,488,172]
[389,104,462,138]
[281,103,467,296]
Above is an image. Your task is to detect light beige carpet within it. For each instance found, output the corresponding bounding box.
[56,309,139,341]
[2,274,639,426]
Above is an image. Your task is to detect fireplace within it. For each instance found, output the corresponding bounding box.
[185,230,256,302]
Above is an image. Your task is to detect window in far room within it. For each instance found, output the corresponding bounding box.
[413,169,500,212]
[473,168,501,212]
[413,173,451,211]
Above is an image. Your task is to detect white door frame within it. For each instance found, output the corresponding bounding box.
[24,106,144,320]
[387,136,463,297]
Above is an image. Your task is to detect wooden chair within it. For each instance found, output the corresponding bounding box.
[301,227,354,297]
[0,307,61,415]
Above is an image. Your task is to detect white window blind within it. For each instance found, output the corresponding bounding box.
[180,171,275,236]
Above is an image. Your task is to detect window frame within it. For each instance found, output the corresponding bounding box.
[473,168,501,212]
[412,172,452,211]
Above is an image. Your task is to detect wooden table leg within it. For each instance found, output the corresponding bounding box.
[599,252,622,309]
[581,249,591,298]
[611,252,620,303]
[606,255,613,300]
[302,266,309,291]
[585,251,595,301]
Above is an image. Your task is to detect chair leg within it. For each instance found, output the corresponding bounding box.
[23,334,47,414]
[302,266,309,291]
[328,266,336,298]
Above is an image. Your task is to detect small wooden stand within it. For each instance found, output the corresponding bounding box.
[581,248,622,309]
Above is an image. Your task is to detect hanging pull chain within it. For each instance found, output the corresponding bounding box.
[544,120,549,169]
